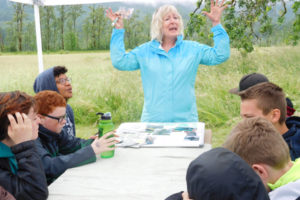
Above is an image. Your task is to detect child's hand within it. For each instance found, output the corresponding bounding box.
[91,131,119,155]
[89,135,98,140]
[7,112,33,145]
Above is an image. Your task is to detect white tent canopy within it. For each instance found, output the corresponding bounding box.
[10,0,122,6]
[9,0,123,73]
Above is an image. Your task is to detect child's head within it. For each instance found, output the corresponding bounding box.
[224,117,291,189]
[35,90,67,134]
[185,147,269,200]
[239,82,286,125]
[0,91,37,141]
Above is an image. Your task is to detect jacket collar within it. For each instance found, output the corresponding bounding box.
[0,142,18,174]
[0,142,13,158]
[284,116,300,139]
[268,158,300,190]
[286,116,300,128]
[38,125,60,142]
[150,35,183,54]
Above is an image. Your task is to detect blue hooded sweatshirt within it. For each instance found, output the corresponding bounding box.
[110,24,230,122]
[284,116,300,161]
[33,67,76,137]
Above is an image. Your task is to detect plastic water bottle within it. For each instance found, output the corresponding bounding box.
[97,112,115,158]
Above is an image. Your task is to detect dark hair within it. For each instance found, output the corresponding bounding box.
[239,82,286,124]
[35,90,66,115]
[53,66,68,77]
[0,91,35,141]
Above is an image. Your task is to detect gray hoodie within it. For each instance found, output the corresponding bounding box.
[33,67,76,137]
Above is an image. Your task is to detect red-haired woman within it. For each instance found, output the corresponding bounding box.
[0,91,48,200]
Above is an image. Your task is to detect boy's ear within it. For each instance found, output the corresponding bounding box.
[270,108,281,124]
[252,164,269,183]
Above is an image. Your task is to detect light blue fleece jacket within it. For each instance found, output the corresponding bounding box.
[110,24,230,122]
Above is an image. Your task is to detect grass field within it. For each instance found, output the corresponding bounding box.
[0,45,299,147]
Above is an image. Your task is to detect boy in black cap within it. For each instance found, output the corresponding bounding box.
[165,148,269,200]
[238,82,300,160]
[229,72,296,117]
[229,73,269,94]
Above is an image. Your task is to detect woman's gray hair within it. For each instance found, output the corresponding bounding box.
[150,5,184,43]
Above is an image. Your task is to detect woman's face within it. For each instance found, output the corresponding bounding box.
[27,107,40,140]
[162,12,180,41]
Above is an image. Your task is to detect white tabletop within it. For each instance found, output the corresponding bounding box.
[48,145,212,200]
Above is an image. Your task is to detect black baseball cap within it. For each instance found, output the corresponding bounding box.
[186,148,270,200]
[229,73,269,94]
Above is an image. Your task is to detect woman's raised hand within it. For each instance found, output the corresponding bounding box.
[106,8,124,29]
[202,0,228,26]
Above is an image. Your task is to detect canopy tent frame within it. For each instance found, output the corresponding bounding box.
[9,0,121,73]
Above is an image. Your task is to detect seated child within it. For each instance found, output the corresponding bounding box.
[34,90,117,184]
[166,147,269,200]
[224,117,300,199]
[0,91,48,200]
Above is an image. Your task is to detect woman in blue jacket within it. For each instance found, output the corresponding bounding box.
[106,1,230,122]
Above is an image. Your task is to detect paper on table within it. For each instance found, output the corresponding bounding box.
[116,122,205,148]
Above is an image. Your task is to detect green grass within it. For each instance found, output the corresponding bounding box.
[1,45,299,147]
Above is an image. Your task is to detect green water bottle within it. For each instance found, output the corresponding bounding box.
[97,112,115,158]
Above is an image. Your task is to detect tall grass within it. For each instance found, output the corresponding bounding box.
[1,46,299,147]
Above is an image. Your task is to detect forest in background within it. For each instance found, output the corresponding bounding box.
[0,0,298,53]
[0,1,195,52]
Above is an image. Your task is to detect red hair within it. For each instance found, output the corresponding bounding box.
[34,90,66,115]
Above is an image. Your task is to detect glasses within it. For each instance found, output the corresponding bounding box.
[56,77,71,85]
[42,114,66,123]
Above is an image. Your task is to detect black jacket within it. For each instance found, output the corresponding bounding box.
[284,116,300,161]
[166,148,269,200]
[0,141,48,200]
[36,125,96,185]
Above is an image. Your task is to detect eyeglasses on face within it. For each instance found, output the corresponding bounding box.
[42,114,66,123]
[56,77,71,85]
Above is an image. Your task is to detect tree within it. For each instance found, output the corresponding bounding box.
[65,5,84,50]
[5,21,16,51]
[65,21,78,50]
[288,2,300,45]
[40,7,56,51]
[58,6,66,50]
[186,0,300,54]
[0,27,4,51]
[85,5,98,49]
[83,5,110,50]
[124,11,151,49]
[67,5,84,32]
[23,21,35,51]
[95,6,107,49]
[12,3,25,51]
